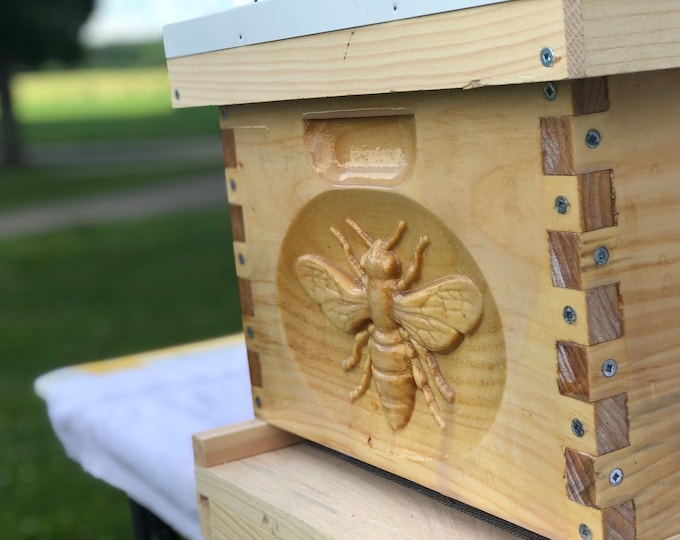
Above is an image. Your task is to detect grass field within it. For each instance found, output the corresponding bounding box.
[4,67,222,209]
[12,67,218,143]
[2,66,240,537]
[1,209,242,538]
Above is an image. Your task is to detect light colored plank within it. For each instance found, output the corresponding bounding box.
[166,1,680,107]
[580,0,680,78]
[167,0,568,107]
[209,500,280,540]
[197,443,529,540]
[163,0,517,59]
[193,418,302,467]
[213,69,680,538]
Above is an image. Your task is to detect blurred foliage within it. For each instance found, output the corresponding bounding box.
[1,0,95,165]
[0,0,94,67]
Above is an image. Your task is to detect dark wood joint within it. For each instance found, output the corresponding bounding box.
[586,283,622,345]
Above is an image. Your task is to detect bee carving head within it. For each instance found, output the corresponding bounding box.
[349,219,407,280]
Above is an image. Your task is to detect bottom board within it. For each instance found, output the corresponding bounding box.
[195,438,547,539]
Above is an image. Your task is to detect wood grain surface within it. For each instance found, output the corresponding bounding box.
[209,70,680,539]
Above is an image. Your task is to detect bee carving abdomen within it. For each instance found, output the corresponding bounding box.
[295,218,484,430]
[371,341,418,430]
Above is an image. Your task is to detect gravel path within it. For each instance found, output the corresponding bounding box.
[1,137,227,240]
[0,174,226,240]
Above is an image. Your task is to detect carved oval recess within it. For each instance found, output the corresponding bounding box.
[277,190,506,457]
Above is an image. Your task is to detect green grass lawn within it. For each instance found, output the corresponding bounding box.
[2,66,240,538]
[3,67,223,209]
[1,159,220,211]
[1,209,242,538]
[12,67,219,144]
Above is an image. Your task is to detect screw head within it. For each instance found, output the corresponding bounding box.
[609,468,624,486]
[540,47,555,68]
[255,396,262,408]
[563,305,577,324]
[543,82,557,101]
[571,418,586,438]
[174,88,181,100]
[594,246,610,265]
[579,523,592,540]
[238,253,246,265]
[554,195,569,215]
[585,129,601,148]
[229,178,237,192]
[220,106,229,119]
[602,358,618,378]
[246,326,254,339]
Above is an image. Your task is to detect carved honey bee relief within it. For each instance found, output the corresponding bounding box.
[295,219,483,430]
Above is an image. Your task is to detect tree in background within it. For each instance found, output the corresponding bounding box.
[0,0,94,166]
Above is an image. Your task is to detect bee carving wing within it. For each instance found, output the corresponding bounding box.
[295,254,370,333]
[393,275,483,352]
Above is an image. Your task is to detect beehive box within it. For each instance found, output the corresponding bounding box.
[164,2,680,538]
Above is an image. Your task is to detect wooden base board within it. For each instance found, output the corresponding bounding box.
[194,420,545,540]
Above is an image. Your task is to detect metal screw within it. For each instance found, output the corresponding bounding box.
[246,326,254,339]
[563,306,577,324]
[579,524,592,540]
[238,253,245,265]
[540,47,555,68]
[543,82,557,101]
[609,468,624,486]
[571,418,586,438]
[220,106,229,119]
[174,88,181,100]
[594,246,610,265]
[255,396,262,408]
[229,178,237,192]
[554,195,569,215]
[602,358,618,378]
[585,129,601,149]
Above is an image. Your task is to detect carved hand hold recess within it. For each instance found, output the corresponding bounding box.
[295,219,483,430]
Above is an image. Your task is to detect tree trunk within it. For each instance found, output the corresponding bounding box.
[0,60,24,167]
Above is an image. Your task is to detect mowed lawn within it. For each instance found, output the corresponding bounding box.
[13,67,217,142]
[2,67,241,537]
[5,67,222,209]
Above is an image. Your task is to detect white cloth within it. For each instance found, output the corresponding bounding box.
[34,335,254,540]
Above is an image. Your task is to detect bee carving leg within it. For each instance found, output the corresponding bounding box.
[350,351,372,403]
[425,350,455,402]
[397,234,430,289]
[330,225,366,282]
[409,338,455,403]
[343,328,370,371]
[411,355,446,429]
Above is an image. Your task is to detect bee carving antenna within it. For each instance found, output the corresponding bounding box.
[346,218,374,247]
[384,220,407,250]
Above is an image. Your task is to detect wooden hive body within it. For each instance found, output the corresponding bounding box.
[165,2,680,538]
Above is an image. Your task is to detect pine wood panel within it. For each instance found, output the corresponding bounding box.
[166,1,680,108]
[221,82,578,537]
[196,443,531,540]
[212,70,680,538]
[193,419,301,468]
[577,0,680,78]
[166,0,568,108]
